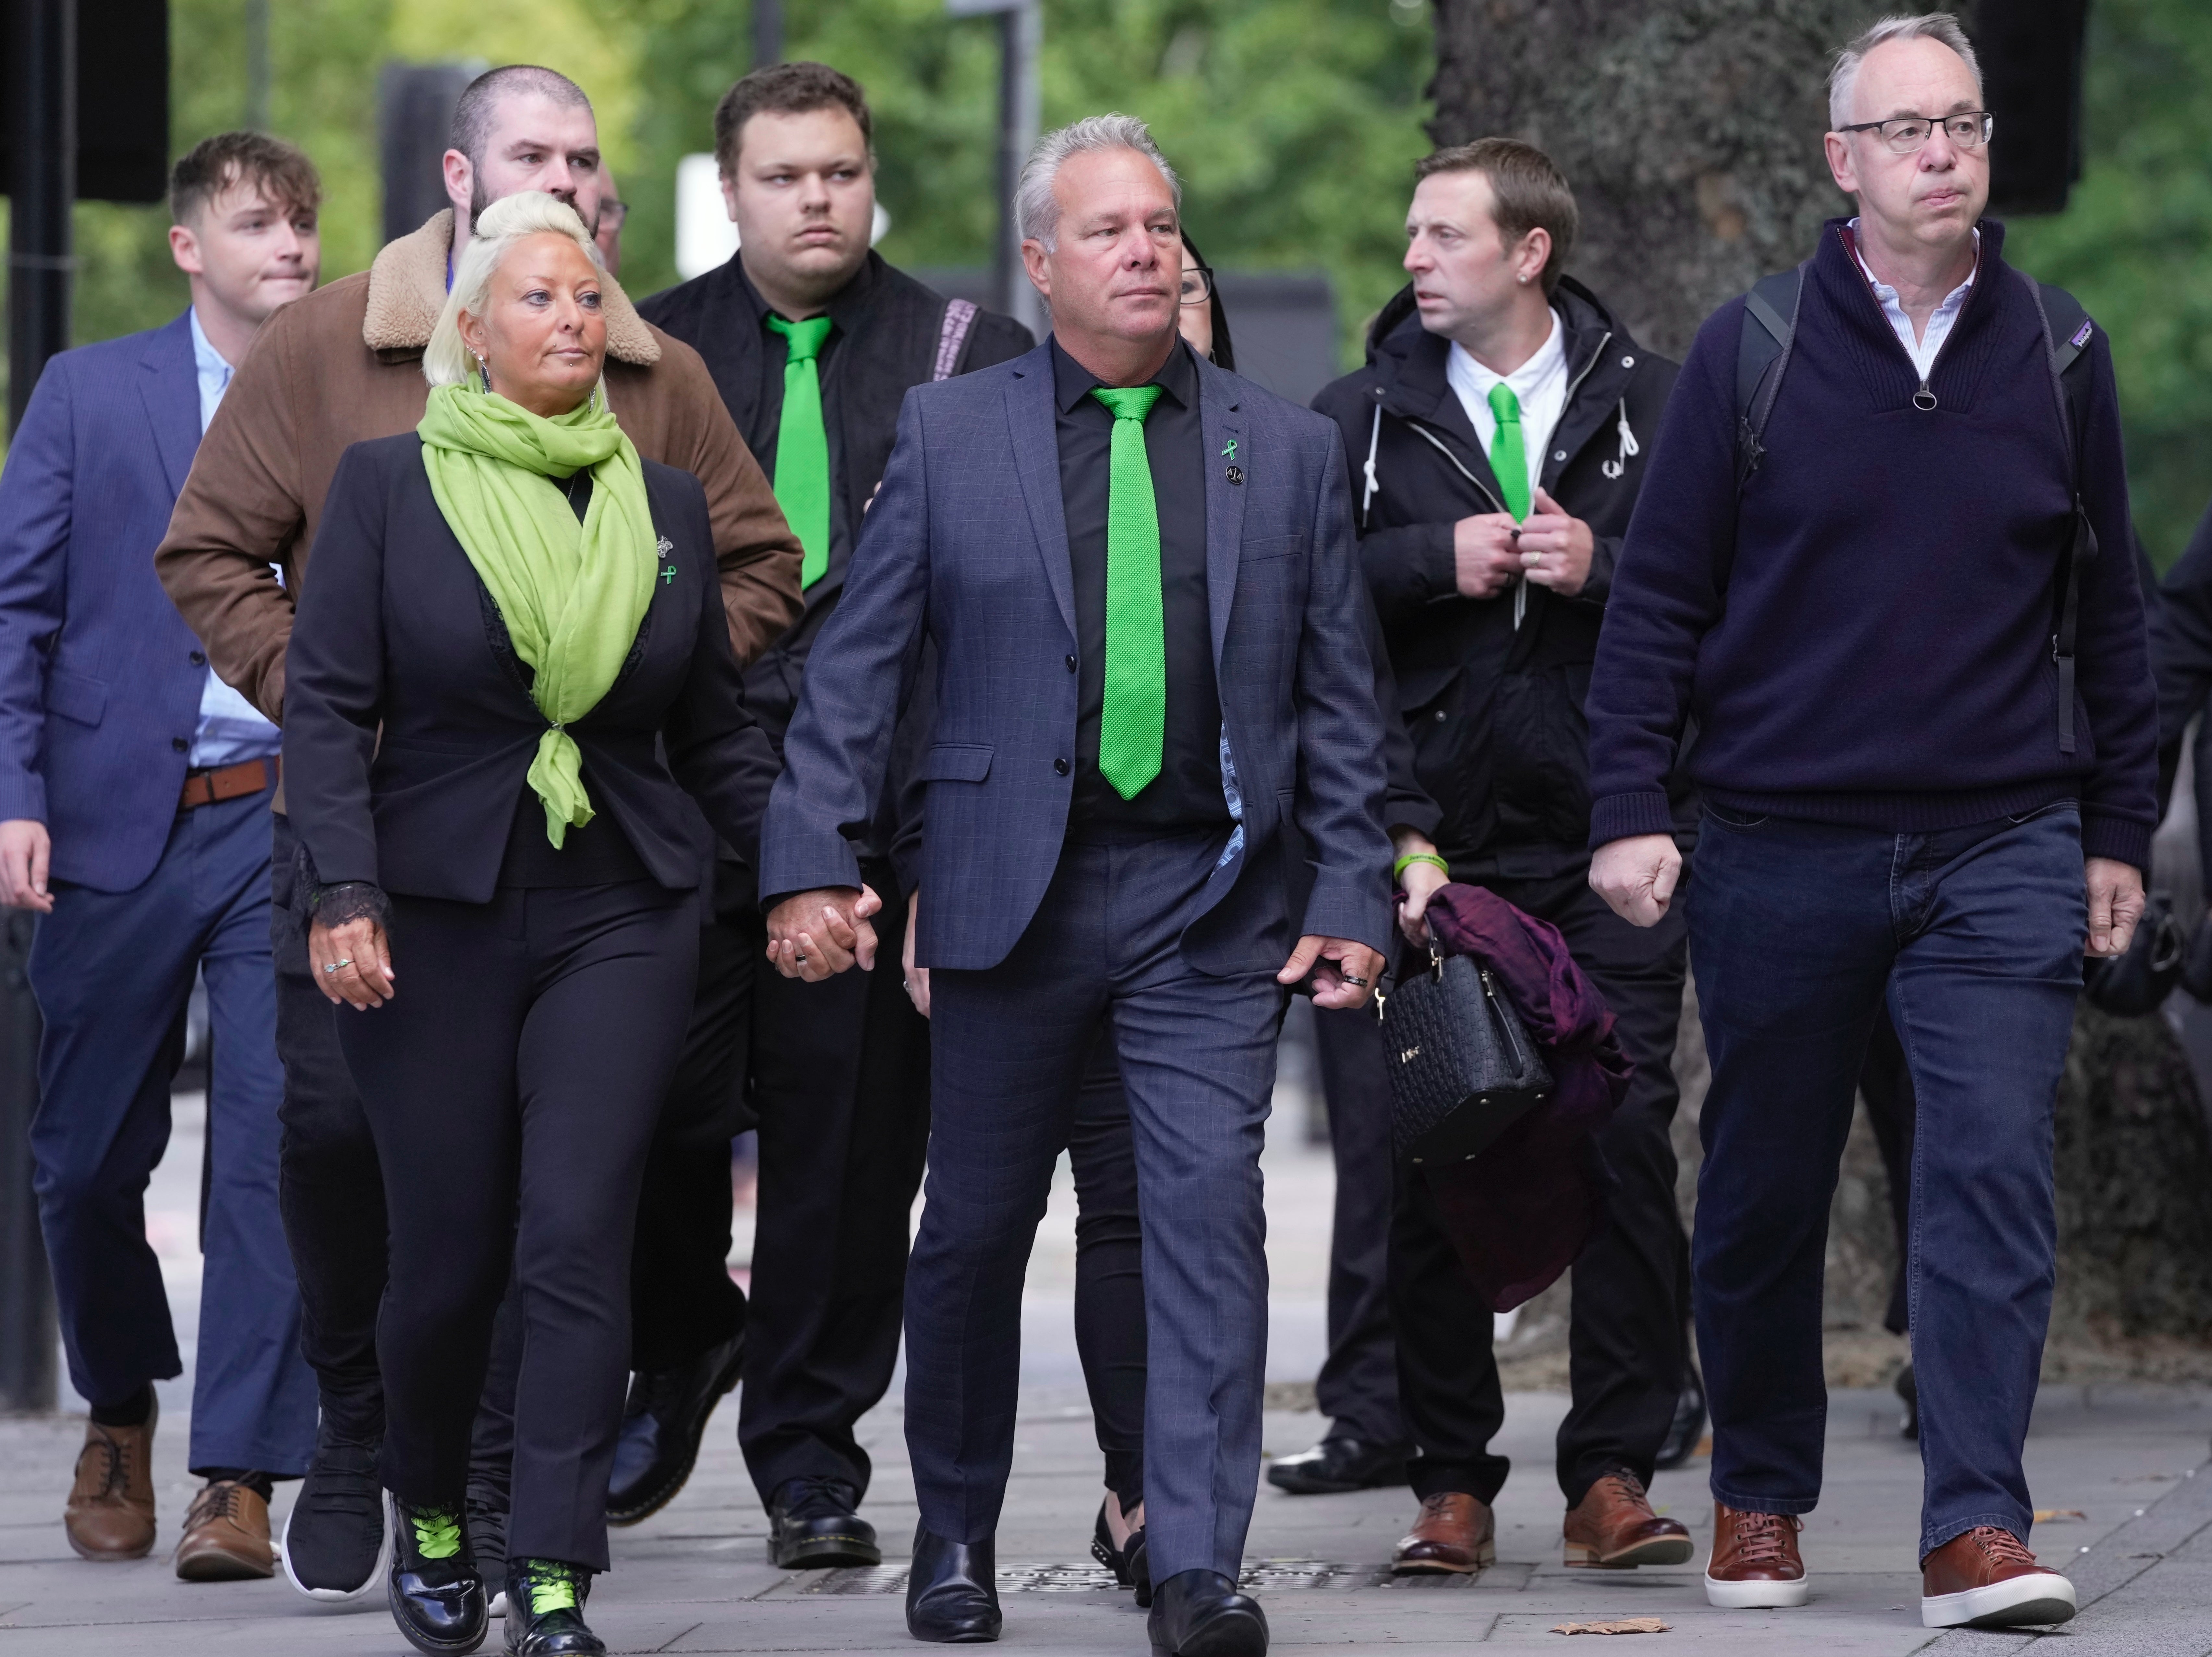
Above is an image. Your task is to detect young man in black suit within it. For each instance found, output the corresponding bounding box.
[626,61,1032,1563]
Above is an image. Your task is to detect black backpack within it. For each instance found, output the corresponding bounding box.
[1731,261,2101,755]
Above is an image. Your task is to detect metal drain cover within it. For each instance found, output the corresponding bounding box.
[762,1558,1528,1597]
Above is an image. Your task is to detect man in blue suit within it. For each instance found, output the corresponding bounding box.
[0,132,322,1580]
[761,115,1393,1656]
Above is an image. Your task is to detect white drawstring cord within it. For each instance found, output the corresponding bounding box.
[1601,398,1639,480]
[1361,401,1383,526]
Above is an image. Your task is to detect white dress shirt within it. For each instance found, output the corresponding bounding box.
[1444,307,1569,509]
[1848,217,1978,381]
[187,309,283,769]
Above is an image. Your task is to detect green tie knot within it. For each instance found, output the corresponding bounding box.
[1092,383,1165,423]
[767,313,833,363]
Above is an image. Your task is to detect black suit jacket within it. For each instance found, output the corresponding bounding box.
[283,433,779,903]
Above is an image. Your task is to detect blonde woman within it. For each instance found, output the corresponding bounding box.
[282,191,778,1656]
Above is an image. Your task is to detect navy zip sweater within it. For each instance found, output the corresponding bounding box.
[1586,219,2158,871]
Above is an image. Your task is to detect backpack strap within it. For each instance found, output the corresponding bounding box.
[1734,263,1806,490]
[932,298,979,383]
[2018,270,2099,756]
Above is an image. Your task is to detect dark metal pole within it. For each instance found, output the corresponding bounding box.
[753,0,783,70]
[2,0,72,1413]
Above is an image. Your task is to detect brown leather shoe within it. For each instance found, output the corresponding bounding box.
[64,1404,158,1561]
[175,1479,276,1582]
[1702,1501,1807,1608]
[1920,1528,2076,1628]
[1390,1491,1496,1574]
[1563,1470,1693,1568]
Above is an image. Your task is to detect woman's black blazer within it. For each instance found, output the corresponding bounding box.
[283,432,779,904]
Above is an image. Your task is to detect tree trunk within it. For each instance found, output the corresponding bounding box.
[1436,0,2212,1377]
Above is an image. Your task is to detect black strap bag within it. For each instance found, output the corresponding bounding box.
[1379,947,1553,1166]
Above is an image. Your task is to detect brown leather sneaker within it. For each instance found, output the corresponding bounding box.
[1920,1527,2076,1628]
[1702,1501,1807,1608]
[64,1404,158,1561]
[1563,1470,1694,1568]
[1390,1491,1496,1574]
[175,1479,276,1582]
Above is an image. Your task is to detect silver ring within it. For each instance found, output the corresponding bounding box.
[1341,973,1370,988]
[324,959,353,973]
[794,951,807,964]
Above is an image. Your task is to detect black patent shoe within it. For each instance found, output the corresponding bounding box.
[606,1328,746,1526]
[386,1494,487,1655]
[503,1558,602,1655]
[1088,1503,1153,1603]
[1147,1567,1267,1657]
[1653,1372,1708,1470]
[1263,1437,1409,1495]
[280,1421,390,1602]
[769,1475,881,1568]
[906,1524,1001,1643]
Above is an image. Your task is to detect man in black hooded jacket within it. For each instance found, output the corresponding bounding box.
[1307,138,1696,1575]
[625,61,1031,1565]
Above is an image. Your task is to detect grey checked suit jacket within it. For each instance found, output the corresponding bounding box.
[759,339,1394,974]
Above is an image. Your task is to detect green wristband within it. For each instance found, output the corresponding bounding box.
[1393,852,1450,880]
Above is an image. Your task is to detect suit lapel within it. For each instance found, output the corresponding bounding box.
[1005,345,1076,641]
[1197,357,1244,669]
[139,312,202,500]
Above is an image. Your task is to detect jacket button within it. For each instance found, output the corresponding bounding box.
[1065,654,1078,672]
[172,737,188,752]
[189,650,206,666]
[1054,757,1070,776]
[1622,354,1635,368]
[1553,449,1567,462]
[1433,708,1447,723]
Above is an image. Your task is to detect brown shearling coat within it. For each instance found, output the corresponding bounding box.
[155,210,803,737]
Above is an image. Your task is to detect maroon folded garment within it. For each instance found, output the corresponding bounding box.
[1415,883,1635,1312]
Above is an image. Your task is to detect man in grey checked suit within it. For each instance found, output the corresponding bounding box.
[759,115,1393,1655]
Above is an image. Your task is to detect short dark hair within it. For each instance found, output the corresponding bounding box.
[449,65,593,171]
[168,131,322,227]
[713,61,873,178]
[1415,138,1578,295]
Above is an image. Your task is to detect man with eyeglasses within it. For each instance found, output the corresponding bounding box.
[1585,12,2154,1630]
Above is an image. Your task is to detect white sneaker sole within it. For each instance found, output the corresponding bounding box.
[280,1492,393,1606]
[490,1590,508,1619]
[1704,1571,1810,1608]
[1922,1573,2077,1628]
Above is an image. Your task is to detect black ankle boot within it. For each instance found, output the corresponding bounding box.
[906,1524,1000,1643]
[503,1558,603,1655]
[386,1494,487,1655]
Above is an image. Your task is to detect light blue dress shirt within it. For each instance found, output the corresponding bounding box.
[187,309,284,769]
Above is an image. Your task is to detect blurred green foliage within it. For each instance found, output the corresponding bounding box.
[6,0,2209,562]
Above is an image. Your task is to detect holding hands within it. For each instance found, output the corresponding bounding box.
[766,883,884,980]
[309,915,396,1009]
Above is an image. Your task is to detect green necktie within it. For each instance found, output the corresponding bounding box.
[766,314,835,588]
[1090,383,1167,800]
[1487,381,1531,522]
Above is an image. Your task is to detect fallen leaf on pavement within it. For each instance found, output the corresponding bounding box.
[1550,1618,1671,1635]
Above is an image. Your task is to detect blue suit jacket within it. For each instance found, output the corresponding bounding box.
[0,313,212,892]
[760,339,1394,973]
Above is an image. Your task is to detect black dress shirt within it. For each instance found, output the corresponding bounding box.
[1051,336,1225,831]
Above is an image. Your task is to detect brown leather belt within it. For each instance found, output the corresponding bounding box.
[179,756,279,812]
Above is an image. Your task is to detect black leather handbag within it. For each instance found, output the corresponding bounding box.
[1379,947,1553,1165]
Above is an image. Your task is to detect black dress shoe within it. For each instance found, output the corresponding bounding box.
[503,1558,603,1655]
[1653,1372,1707,1470]
[1088,1503,1153,1603]
[905,1523,1001,1643]
[605,1328,746,1526]
[1264,1437,1409,1495]
[769,1475,882,1568]
[1147,1567,1267,1657]
[280,1422,389,1602]
[386,1494,487,1655]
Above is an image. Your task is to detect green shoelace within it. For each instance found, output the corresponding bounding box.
[520,1559,583,1616]
[410,1506,462,1561]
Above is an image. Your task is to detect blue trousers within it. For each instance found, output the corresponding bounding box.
[28,780,316,1475]
[917,828,1283,1582]
[1686,803,2084,1557]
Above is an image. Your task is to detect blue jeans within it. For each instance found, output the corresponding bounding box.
[1686,802,2085,1558]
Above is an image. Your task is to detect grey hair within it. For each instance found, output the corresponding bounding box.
[1829,13,1982,131]
[1015,114,1180,251]
[424,190,604,389]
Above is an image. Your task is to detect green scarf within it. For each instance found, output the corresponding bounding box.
[418,382,657,846]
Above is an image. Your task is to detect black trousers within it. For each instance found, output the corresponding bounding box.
[339,881,699,1570]
[628,908,755,1372]
[1382,868,1690,1507]
[1070,1030,1145,1514]
[1310,1006,1409,1448]
[738,864,932,1505]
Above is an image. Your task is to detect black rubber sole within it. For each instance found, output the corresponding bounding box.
[772,1532,885,1569]
[1151,1606,1269,1657]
